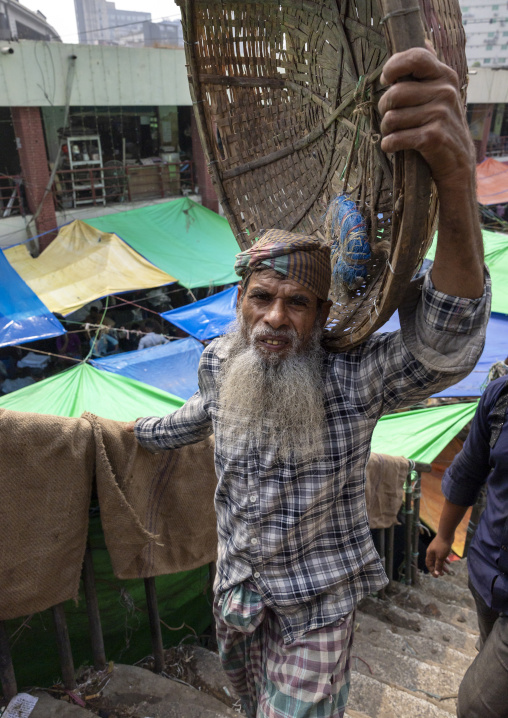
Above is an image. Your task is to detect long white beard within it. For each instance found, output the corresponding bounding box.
[217,315,326,462]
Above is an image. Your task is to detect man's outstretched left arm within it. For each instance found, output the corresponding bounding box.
[379,46,484,299]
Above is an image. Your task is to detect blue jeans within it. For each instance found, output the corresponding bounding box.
[457,578,508,718]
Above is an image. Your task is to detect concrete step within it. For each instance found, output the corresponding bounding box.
[386,581,479,633]
[101,663,238,718]
[348,671,456,718]
[350,640,459,711]
[355,611,474,675]
[359,596,478,656]
[416,572,475,610]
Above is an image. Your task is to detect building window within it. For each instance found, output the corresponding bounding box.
[502,44,508,49]
[499,58,506,63]
[487,44,494,50]
[488,32,495,37]
[493,4,499,9]
[485,58,491,63]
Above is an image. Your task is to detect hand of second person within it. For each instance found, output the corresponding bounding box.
[425,534,453,578]
[378,46,474,189]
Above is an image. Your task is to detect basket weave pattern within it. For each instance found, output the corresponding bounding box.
[180,0,467,348]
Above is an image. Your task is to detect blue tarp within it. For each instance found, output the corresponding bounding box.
[162,285,238,341]
[91,337,204,400]
[0,248,65,348]
[380,312,508,397]
[160,286,506,398]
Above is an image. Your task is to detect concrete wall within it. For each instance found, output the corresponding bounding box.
[0,40,192,107]
[467,67,508,104]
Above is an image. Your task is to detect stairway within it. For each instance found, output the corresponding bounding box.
[8,560,477,718]
[347,559,477,717]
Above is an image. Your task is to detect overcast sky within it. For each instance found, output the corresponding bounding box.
[22,0,181,43]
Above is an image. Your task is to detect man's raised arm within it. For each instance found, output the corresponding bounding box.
[379,46,484,299]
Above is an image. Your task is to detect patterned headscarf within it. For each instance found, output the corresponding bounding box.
[234,229,332,301]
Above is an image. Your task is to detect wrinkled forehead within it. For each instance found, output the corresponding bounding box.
[245,268,320,304]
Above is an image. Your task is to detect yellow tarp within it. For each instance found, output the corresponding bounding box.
[5,221,176,316]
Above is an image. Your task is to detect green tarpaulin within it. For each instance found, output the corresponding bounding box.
[371,402,478,464]
[426,228,508,315]
[0,362,184,419]
[86,197,239,290]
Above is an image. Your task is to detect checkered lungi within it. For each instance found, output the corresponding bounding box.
[214,582,355,718]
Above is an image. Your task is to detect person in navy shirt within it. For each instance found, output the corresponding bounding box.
[426,376,508,718]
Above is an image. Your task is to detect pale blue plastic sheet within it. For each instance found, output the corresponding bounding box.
[380,312,508,397]
[0,248,65,348]
[162,285,238,341]
[91,337,204,400]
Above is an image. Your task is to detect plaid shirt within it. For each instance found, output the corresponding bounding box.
[135,271,490,644]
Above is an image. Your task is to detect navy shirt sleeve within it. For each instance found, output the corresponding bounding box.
[442,378,508,506]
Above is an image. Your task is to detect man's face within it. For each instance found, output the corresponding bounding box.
[237,270,331,360]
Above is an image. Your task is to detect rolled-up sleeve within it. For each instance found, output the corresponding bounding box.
[399,267,491,376]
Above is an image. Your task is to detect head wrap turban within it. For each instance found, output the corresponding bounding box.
[234,229,332,301]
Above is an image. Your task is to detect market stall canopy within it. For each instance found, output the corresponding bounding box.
[381,311,508,397]
[0,248,65,348]
[372,401,478,556]
[426,227,508,315]
[371,401,477,465]
[5,221,176,317]
[91,337,204,400]
[0,362,184,420]
[476,157,508,205]
[86,198,239,289]
[162,285,238,341]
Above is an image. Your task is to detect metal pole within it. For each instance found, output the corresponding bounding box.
[144,578,164,673]
[386,525,394,581]
[0,621,17,702]
[403,467,414,586]
[51,604,76,689]
[411,471,422,585]
[82,545,106,670]
[378,529,386,599]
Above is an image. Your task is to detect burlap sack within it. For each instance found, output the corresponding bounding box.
[365,452,409,530]
[0,409,94,621]
[85,414,218,579]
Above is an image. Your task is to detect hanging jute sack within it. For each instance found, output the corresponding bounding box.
[178,0,467,349]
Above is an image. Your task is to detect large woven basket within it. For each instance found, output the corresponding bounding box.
[178,0,467,349]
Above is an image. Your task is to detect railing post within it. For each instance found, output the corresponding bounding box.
[403,463,414,585]
[144,578,164,673]
[411,470,422,585]
[82,544,106,670]
[0,621,17,702]
[52,603,76,689]
[378,528,386,599]
[385,525,394,581]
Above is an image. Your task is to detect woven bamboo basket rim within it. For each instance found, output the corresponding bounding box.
[178,0,467,349]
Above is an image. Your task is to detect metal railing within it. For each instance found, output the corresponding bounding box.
[0,459,430,700]
[52,161,196,210]
[487,135,508,157]
[376,460,431,596]
[0,175,23,218]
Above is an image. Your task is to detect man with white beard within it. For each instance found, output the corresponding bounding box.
[129,47,490,718]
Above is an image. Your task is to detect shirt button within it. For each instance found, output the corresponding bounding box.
[250,495,257,503]
[251,537,258,546]
[253,572,260,579]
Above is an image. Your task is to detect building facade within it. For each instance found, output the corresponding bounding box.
[0,0,60,42]
[0,40,218,249]
[460,0,508,67]
[74,0,151,45]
